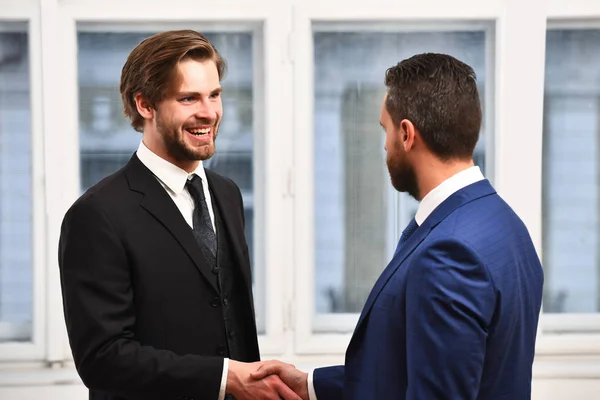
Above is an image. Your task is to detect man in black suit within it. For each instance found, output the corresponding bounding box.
[58,30,299,400]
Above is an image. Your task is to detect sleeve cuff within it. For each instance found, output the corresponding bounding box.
[218,358,229,400]
[308,369,318,400]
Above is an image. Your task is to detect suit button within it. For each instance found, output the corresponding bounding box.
[210,297,220,307]
[211,266,219,274]
[217,345,226,355]
[223,298,229,306]
[228,331,235,339]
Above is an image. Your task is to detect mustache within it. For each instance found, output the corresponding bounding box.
[185,118,217,127]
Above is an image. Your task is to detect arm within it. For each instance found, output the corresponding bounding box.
[312,365,345,400]
[59,199,223,400]
[405,238,495,400]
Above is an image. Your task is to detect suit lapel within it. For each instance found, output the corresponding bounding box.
[206,170,253,293]
[124,154,219,293]
[354,180,497,332]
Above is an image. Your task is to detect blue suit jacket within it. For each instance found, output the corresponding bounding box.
[314,180,544,400]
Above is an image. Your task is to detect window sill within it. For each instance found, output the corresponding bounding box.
[2,356,600,387]
[534,356,600,379]
[0,363,81,387]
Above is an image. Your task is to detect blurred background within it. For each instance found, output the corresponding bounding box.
[1,0,599,398]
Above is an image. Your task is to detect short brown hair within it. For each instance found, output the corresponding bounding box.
[385,53,481,160]
[120,30,227,132]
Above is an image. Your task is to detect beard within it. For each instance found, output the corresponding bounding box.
[156,113,219,163]
[387,152,419,200]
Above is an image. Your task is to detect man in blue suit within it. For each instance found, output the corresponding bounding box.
[252,53,544,399]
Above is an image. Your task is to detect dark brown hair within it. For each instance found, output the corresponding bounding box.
[120,30,227,132]
[385,53,481,160]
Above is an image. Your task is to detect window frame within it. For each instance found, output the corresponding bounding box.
[56,1,294,360]
[0,4,46,363]
[0,0,295,367]
[291,0,546,355]
[537,13,600,352]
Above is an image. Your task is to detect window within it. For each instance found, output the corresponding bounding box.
[77,29,264,332]
[312,28,491,330]
[6,3,600,398]
[0,24,31,343]
[543,29,600,317]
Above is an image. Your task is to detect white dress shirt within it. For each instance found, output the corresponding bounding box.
[136,141,228,400]
[415,165,485,225]
[307,165,485,400]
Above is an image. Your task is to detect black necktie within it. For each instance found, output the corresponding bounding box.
[393,218,419,257]
[186,174,217,258]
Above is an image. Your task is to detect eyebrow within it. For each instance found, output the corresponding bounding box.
[176,87,222,97]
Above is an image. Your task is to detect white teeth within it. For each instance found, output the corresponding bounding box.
[188,128,211,135]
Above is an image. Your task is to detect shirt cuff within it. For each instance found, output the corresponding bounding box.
[218,358,229,400]
[308,369,318,400]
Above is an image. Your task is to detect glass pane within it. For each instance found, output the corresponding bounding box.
[0,25,32,342]
[77,31,261,331]
[543,29,600,314]
[314,30,489,315]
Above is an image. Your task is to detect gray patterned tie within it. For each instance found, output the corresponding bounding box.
[186,174,217,258]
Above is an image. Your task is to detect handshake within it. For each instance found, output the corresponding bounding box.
[227,359,310,400]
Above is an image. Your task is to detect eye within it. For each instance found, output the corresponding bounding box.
[209,92,221,100]
[180,96,194,103]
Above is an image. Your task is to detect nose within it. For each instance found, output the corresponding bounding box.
[194,99,217,122]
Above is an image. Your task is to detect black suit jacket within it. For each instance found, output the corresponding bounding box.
[58,154,260,400]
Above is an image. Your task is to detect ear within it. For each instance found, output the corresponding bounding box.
[134,93,154,120]
[399,119,416,152]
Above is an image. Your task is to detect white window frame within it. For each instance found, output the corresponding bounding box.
[0,0,47,363]
[534,1,600,363]
[0,0,295,371]
[291,0,549,355]
[541,19,600,334]
[310,19,495,333]
[53,0,294,360]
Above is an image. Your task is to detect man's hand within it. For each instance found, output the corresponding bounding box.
[226,360,301,400]
[250,360,309,400]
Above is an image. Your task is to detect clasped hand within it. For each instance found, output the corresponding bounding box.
[227,359,309,400]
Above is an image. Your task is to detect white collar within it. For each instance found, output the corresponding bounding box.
[415,166,484,225]
[136,141,209,194]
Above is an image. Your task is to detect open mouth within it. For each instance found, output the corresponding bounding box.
[186,127,211,136]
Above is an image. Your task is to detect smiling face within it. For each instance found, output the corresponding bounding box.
[137,58,222,172]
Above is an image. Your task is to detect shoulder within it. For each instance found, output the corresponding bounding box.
[432,191,528,248]
[205,168,243,205]
[64,166,130,224]
[205,168,239,191]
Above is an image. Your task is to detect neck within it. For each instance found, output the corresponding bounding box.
[416,157,475,201]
